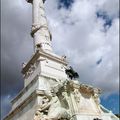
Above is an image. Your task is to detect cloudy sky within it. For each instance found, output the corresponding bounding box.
[1,0,119,119]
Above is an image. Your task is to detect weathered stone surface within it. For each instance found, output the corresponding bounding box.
[28,0,52,52]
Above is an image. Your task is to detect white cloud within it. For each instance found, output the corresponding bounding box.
[99,0,119,18]
[45,0,119,95]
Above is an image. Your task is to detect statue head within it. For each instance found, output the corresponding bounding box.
[43,89,56,100]
[50,89,56,97]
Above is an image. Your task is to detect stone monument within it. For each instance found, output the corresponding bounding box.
[4,0,119,120]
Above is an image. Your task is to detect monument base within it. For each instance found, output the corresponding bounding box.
[4,75,118,120]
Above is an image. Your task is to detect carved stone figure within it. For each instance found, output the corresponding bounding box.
[65,66,79,80]
[33,110,43,120]
[35,90,71,120]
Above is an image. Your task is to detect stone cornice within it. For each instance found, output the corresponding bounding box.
[69,81,101,95]
[4,89,44,120]
[11,75,39,104]
[22,50,68,74]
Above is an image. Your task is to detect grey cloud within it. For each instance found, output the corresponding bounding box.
[1,0,33,95]
[1,95,13,119]
[1,0,34,118]
[99,0,119,18]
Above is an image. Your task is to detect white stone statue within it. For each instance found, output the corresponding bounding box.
[34,90,71,120]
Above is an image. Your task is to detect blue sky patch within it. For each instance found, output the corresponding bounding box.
[101,94,119,114]
[96,11,112,28]
[58,0,74,9]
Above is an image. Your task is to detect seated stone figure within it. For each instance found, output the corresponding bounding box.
[37,90,71,120]
[41,91,70,120]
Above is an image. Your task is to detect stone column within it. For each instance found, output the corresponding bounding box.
[27,0,52,52]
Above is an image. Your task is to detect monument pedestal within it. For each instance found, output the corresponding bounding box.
[4,51,118,120]
[22,50,68,87]
[4,50,68,120]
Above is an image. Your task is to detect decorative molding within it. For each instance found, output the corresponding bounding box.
[22,50,68,74]
[11,75,39,104]
[4,90,45,120]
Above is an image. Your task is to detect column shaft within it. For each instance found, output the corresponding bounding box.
[31,0,52,52]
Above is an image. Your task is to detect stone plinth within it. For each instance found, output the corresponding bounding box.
[22,50,68,87]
